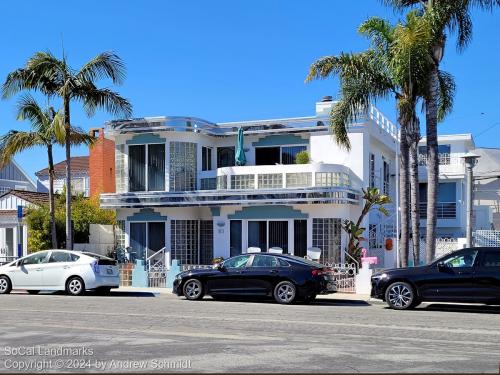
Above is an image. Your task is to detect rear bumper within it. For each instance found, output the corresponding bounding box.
[86,275,120,289]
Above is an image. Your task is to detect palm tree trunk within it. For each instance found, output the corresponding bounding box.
[47,145,57,249]
[399,120,410,267]
[409,119,421,266]
[425,65,440,263]
[64,97,73,250]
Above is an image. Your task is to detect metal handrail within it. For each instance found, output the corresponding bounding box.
[146,247,167,262]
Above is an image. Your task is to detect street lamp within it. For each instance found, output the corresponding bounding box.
[461,152,481,248]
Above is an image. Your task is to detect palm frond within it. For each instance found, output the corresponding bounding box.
[436,70,456,122]
[16,94,47,129]
[359,17,395,51]
[73,81,132,118]
[76,51,126,85]
[67,126,96,146]
[0,131,43,168]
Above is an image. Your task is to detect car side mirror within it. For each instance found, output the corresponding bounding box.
[217,263,226,272]
[437,262,446,271]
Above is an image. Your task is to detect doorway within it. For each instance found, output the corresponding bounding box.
[247,220,288,253]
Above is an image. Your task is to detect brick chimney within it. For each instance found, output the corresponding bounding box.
[89,128,116,197]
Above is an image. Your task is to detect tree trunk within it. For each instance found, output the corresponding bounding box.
[426,65,440,263]
[64,97,73,250]
[47,145,57,249]
[399,121,410,267]
[409,119,421,266]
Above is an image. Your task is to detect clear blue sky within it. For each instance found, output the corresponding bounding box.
[0,1,498,180]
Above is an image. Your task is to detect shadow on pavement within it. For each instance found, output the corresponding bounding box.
[203,296,371,306]
[12,290,159,298]
[421,303,500,314]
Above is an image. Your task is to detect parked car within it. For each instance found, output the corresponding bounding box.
[173,253,338,304]
[371,247,500,309]
[0,250,119,296]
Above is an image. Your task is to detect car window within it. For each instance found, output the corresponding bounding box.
[251,255,279,268]
[278,258,290,267]
[223,255,251,268]
[20,252,48,265]
[442,250,478,268]
[480,251,500,267]
[49,251,75,263]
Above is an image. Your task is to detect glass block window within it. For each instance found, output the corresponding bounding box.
[200,178,216,190]
[169,142,197,191]
[115,144,127,193]
[315,172,350,187]
[115,220,126,249]
[312,218,342,263]
[258,173,283,189]
[231,174,255,190]
[286,172,312,188]
[171,220,199,265]
[200,220,214,265]
[217,175,227,190]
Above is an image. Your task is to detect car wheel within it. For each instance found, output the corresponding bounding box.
[274,281,296,304]
[385,281,416,310]
[27,290,40,295]
[183,279,204,300]
[66,277,85,296]
[0,276,12,295]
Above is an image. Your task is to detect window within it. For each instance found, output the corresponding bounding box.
[369,154,375,188]
[383,157,390,194]
[171,220,199,265]
[480,251,500,267]
[441,249,478,268]
[250,255,279,267]
[294,220,307,258]
[248,221,288,253]
[230,220,242,257]
[217,176,227,190]
[200,221,214,265]
[20,252,48,265]
[170,142,197,191]
[315,172,350,187]
[49,251,77,263]
[258,173,282,189]
[223,255,250,268]
[202,147,213,171]
[217,147,235,168]
[419,183,457,219]
[200,178,216,190]
[231,174,255,190]
[255,146,307,166]
[418,144,451,165]
[286,173,312,188]
[312,218,342,263]
[129,144,166,192]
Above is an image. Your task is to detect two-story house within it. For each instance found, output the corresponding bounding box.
[35,156,90,197]
[99,98,399,267]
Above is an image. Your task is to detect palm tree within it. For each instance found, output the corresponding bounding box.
[306,12,454,267]
[0,95,94,248]
[382,0,499,263]
[2,51,132,249]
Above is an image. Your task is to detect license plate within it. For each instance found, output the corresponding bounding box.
[107,268,113,275]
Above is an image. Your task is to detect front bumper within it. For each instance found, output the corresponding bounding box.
[370,278,388,299]
[172,279,183,296]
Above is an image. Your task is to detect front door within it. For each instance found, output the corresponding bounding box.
[247,221,289,253]
[206,255,251,295]
[421,249,479,301]
[130,222,147,262]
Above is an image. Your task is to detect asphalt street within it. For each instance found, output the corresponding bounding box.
[0,291,499,373]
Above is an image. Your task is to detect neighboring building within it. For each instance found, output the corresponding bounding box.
[89,127,116,197]
[100,98,399,266]
[35,156,90,197]
[0,189,49,259]
[0,160,36,193]
[473,147,500,230]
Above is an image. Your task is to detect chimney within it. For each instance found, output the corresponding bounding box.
[316,96,335,116]
[89,128,116,197]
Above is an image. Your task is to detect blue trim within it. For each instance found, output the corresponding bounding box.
[210,207,221,216]
[126,133,166,145]
[252,134,308,147]
[127,208,168,221]
[228,205,308,220]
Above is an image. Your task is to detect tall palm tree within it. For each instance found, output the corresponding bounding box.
[2,51,132,249]
[306,12,454,267]
[382,0,499,263]
[0,95,94,248]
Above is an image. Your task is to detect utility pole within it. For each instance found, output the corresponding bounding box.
[461,153,480,248]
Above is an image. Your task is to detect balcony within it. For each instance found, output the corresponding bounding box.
[419,202,457,219]
[100,163,362,209]
[418,153,466,175]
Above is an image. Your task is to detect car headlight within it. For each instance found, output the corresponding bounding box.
[175,274,183,280]
[372,273,388,280]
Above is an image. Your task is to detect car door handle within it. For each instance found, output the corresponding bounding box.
[63,266,71,269]
[35,268,43,272]
[270,269,279,274]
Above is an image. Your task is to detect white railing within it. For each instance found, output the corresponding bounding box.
[369,105,399,140]
[418,153,465,167]
[146,247,170,271]
[419,202,457,219]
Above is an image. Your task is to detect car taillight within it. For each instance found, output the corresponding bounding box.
[92,261,100,274]
[312,267,333,277]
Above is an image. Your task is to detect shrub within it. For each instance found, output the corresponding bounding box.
[295,151,310,164]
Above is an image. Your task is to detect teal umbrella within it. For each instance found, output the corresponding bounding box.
[235,127,247,166]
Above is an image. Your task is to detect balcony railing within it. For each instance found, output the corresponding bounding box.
[419,202,457,219]
[418,153,464,167]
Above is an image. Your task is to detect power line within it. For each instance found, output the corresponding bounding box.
[474,120,500,138]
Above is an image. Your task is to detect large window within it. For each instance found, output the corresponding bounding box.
[419,182,457,219]
[248,220,288,253]
[130,222,165,261]
[129,144,165,192]
[231,174,255,190]
[200,221,214,265]
[258,173,283,189]
[217,147,235,168]
[312,218,341,263]
[286,173,312,188]
[202,146,213,171]
[255,146,307,166]
[170,220,213,265]
[419,144,451,165]
[170,142,197,191]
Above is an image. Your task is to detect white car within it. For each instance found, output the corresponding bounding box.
[0,250,119,296]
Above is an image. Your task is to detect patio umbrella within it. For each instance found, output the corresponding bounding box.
[235,127,247,166]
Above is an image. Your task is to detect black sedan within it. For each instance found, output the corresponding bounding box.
[371,247,500,309]
[173,253,338,304]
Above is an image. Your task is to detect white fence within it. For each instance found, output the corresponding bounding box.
[474,230,500,247]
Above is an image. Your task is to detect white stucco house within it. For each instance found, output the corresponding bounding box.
[100,98,399,267]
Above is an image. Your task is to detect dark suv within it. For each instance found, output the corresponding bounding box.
[371,247,500,309]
